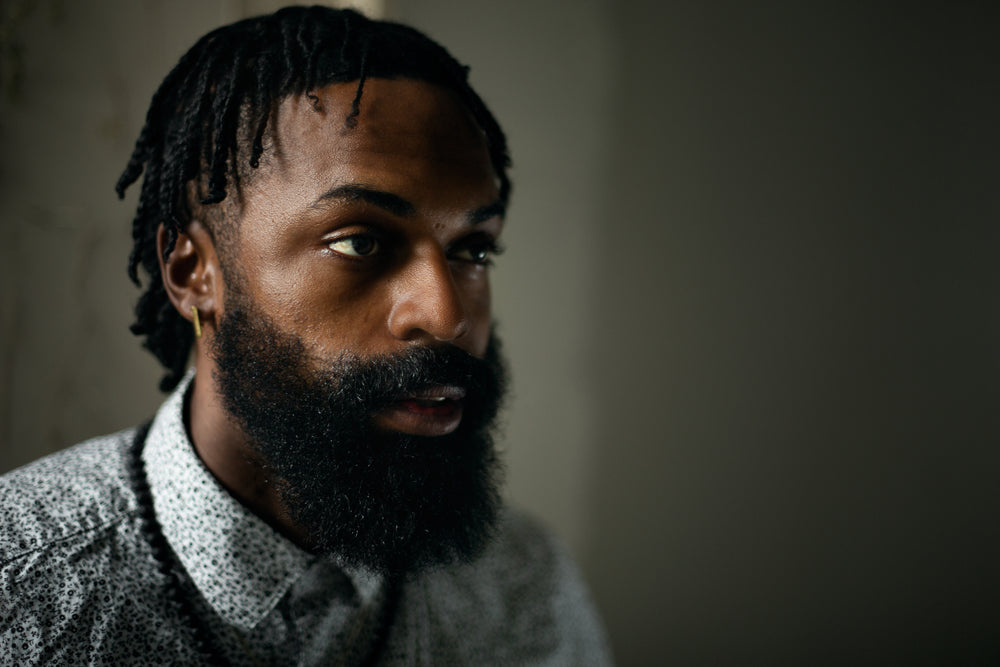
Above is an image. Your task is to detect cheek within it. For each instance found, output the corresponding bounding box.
[243,259,395,349]
[458,270,493,354]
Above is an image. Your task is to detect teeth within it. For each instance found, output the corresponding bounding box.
[411,396,449,407]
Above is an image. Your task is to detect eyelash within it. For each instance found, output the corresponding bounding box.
[449,236,504,266]
[326,231,503,266]
[327,233,381,259]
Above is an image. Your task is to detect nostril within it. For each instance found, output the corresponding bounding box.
[446,316,469,341]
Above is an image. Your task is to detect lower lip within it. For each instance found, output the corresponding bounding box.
[373,399,463,437]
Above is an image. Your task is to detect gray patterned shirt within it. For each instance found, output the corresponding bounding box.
[0,375,610,665]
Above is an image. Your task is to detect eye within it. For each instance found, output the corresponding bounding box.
[328,234,379,258]
[450,236,503,265]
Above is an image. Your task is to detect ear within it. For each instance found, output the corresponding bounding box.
[157,221,224,338]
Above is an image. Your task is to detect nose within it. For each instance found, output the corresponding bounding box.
[387,250,469,343]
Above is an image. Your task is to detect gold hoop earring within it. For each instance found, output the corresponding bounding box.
[191,305,202,338]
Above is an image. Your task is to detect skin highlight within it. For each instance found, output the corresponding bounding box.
[158,78,504,551]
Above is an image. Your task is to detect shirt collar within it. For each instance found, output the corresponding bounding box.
[143,371,346,632]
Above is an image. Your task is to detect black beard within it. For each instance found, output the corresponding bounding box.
[210,298,508,578]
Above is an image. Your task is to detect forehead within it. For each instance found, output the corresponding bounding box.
[248,78,499,208]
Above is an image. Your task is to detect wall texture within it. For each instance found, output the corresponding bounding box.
[2,1,998,664]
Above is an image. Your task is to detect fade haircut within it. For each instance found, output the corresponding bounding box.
[116,5,511,392]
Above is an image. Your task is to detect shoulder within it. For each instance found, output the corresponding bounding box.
[0,429,180,662]
[407,508,612,665]
[0,429,139,566]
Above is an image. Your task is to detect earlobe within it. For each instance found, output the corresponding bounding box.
[157,222,222,336]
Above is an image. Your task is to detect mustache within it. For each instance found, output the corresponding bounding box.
[321,341,505,415]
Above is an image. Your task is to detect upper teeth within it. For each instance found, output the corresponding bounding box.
[425,396,447,402]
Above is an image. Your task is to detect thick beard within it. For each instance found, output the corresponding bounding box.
[210,297,508,578]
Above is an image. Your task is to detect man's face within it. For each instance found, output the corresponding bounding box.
[225,78,502,377]
[208,79,508,575]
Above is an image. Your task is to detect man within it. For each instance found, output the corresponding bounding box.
[0,6,609,665]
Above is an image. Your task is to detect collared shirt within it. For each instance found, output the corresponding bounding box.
[0,375,611,666]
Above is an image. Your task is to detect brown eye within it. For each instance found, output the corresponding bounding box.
[329,235,379,258]
[450,237,502,265]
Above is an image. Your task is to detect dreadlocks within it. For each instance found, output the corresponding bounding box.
[116,5,511,392]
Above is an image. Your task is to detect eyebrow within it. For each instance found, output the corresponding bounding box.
[468,200,506,225]
[314,184,415,218]
[314,184,505,225]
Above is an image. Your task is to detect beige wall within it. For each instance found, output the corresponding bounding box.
[2,1,998,664]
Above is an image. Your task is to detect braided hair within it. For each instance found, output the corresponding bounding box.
[116,5,512,392]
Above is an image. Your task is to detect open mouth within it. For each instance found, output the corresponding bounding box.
[373,386,466,436]
[400,395,461,415]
